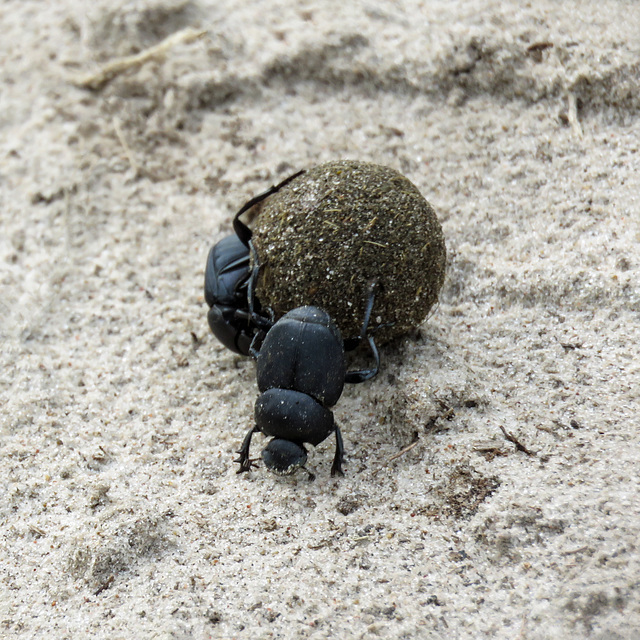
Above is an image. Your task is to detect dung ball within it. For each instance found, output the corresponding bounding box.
[251,160,446,343]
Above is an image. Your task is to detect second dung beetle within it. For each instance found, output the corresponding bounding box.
[204,171,304,354]
[204,233,255,355]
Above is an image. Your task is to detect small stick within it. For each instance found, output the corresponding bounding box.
[72,28,207,91]
[388,440,419,462]
[363,240,387,248]
[499,425,535,456]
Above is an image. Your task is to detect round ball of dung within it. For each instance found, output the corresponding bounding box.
[252,160,446,343]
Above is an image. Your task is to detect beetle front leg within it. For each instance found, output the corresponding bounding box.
[233,169,306,247]
[345,335,380,383]
[330,424,345,477]
[246,239,266,320]
[346,280,381,383]
[235,426,261,473]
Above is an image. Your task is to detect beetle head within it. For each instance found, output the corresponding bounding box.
[261,439,307,476]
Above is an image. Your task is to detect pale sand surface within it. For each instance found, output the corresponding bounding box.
[1,1,639,638]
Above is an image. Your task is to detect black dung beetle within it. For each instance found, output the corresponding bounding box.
[204,233,254,354]
[235,285,380,478]
[204,170,304,354]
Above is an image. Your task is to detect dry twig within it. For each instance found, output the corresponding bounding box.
[72,28,207,91]
[388,440,420,462]
[499,425,535,456]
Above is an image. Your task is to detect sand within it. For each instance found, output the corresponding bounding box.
[1,1,639,638]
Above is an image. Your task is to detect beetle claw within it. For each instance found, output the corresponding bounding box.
[234,455,259,473]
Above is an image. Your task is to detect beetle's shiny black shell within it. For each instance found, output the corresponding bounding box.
[204,235,248,307]
[256,306,346,407]
[256,389,335,446]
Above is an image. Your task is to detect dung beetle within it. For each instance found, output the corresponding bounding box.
[205,169,384,476]
[235,284,380,478]
[204,234,255,354]
[204,170,304,354]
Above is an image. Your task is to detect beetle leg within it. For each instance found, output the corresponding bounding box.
[235,426,261,473]
[330,424,345,477]
[230,237,272,355]
[361,279,378,334]
[234,240,272,361]
[233,169,305,247]
[345,335,380,383]
[345,280,380,383]
[247,240,261,318]
[234,309,271,331]
[218,253,250,276]
[248,330,266,360]
[241,239,275,353]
